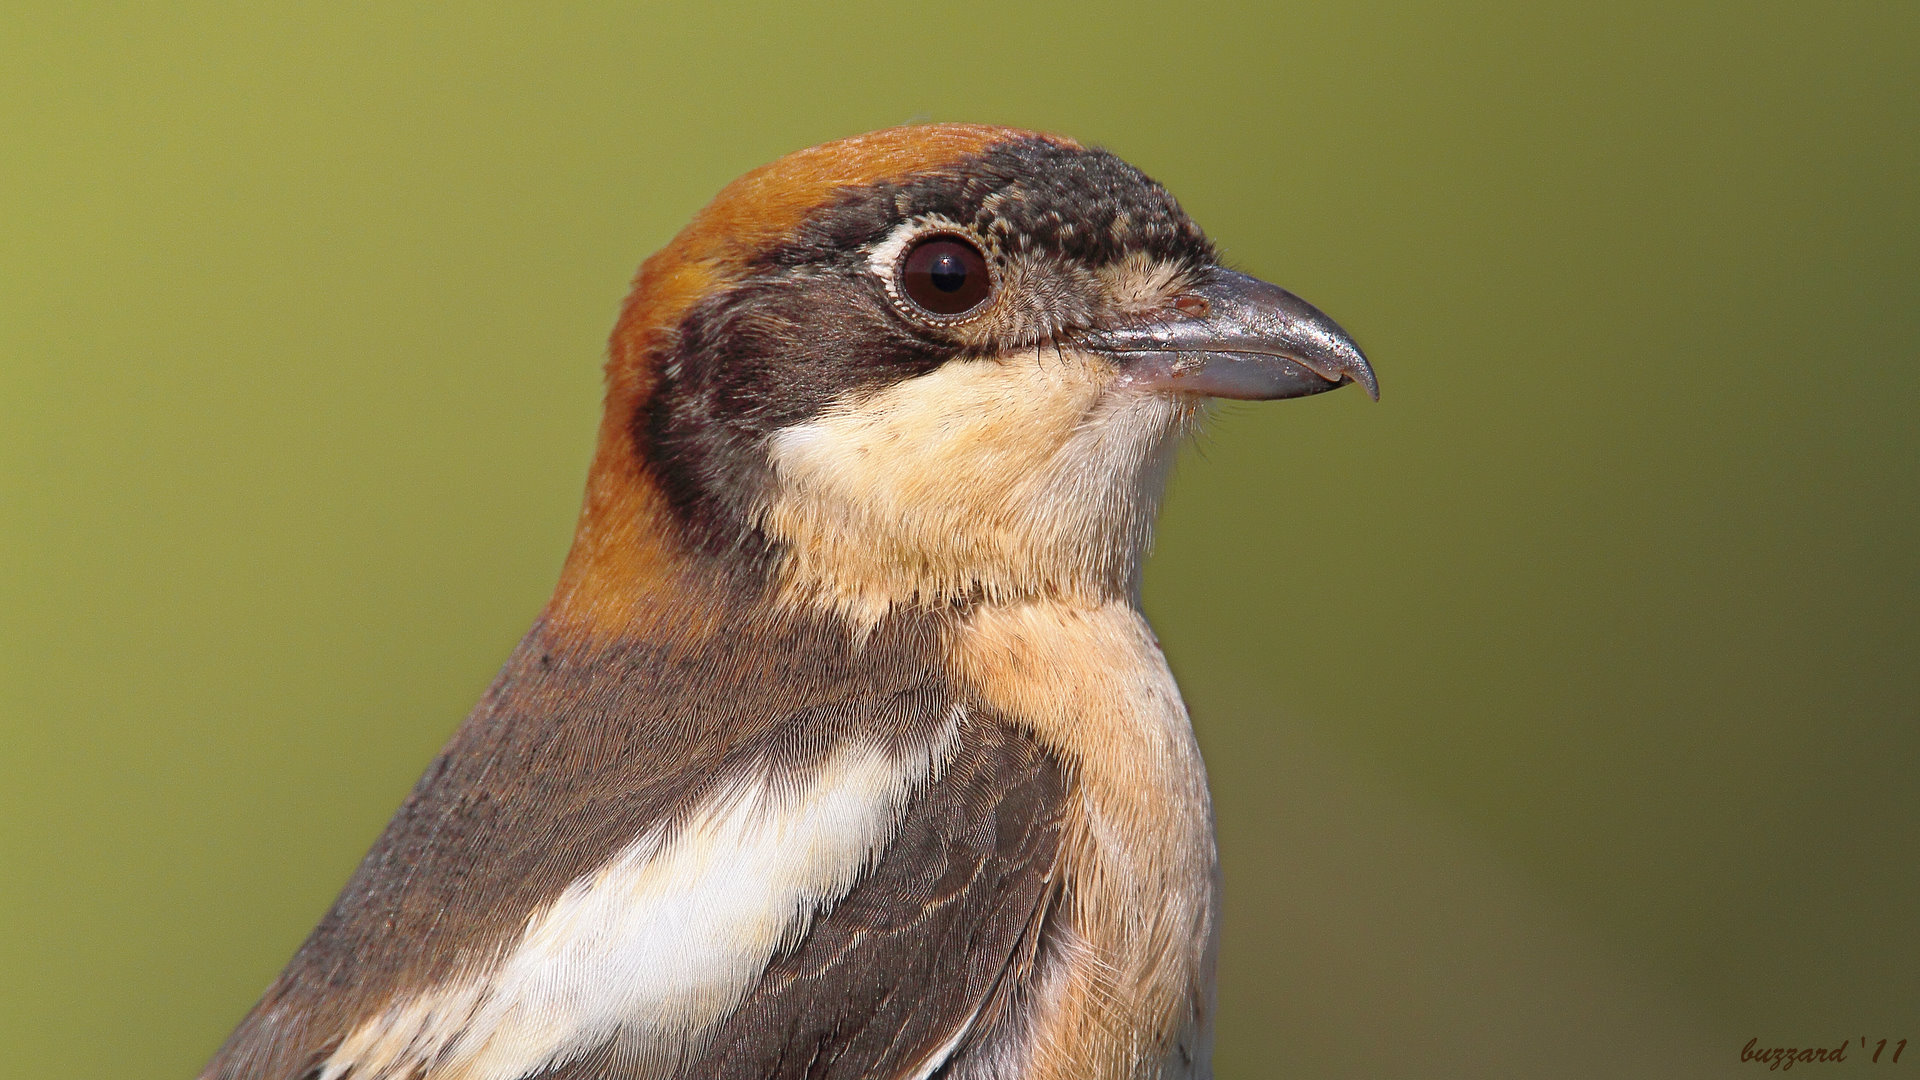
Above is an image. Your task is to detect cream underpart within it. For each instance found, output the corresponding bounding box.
[764,348,1196,625]
[318,711,963,1080]
[951,600,1218,1080]
[765,339,1217,1076]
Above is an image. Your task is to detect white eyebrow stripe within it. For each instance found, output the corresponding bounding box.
[319,708,963,1080]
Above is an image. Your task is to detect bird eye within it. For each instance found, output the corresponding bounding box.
[898,235,993,317]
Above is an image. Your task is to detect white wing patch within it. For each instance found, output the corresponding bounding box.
[320,711,962,1080]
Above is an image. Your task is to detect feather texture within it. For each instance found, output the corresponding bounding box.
[203,609,1067,1080]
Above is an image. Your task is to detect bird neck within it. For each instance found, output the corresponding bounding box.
[550,366,1197,638]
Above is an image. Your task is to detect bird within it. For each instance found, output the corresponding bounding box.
[201,123,1375,1080]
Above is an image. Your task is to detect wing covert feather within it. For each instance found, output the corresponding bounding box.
[202,614,1067,1080]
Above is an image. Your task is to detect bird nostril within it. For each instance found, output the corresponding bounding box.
[1172,294,1210,318]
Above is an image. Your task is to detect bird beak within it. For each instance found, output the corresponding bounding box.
[1090,268,1378,401]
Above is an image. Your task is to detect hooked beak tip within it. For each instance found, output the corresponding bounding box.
[1090,269,1378,403]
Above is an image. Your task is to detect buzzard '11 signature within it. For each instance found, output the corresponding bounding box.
[1741,1038,1907,1070]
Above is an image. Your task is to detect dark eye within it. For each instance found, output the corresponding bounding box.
[898,235,993,317]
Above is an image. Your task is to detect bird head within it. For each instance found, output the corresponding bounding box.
[552,124,1374,632]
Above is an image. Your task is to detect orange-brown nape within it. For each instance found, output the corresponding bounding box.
[549,124,1084,635]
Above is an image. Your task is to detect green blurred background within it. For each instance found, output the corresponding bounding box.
[3,3,1914,1077]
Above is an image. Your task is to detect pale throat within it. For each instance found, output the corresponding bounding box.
[757,348,1200,625]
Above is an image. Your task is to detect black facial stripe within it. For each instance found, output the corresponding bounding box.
[758,138,1216,275]
[640,269,949,560]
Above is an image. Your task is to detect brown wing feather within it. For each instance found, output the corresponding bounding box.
[677,709,1066,1080]
[200,606,980,1080]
